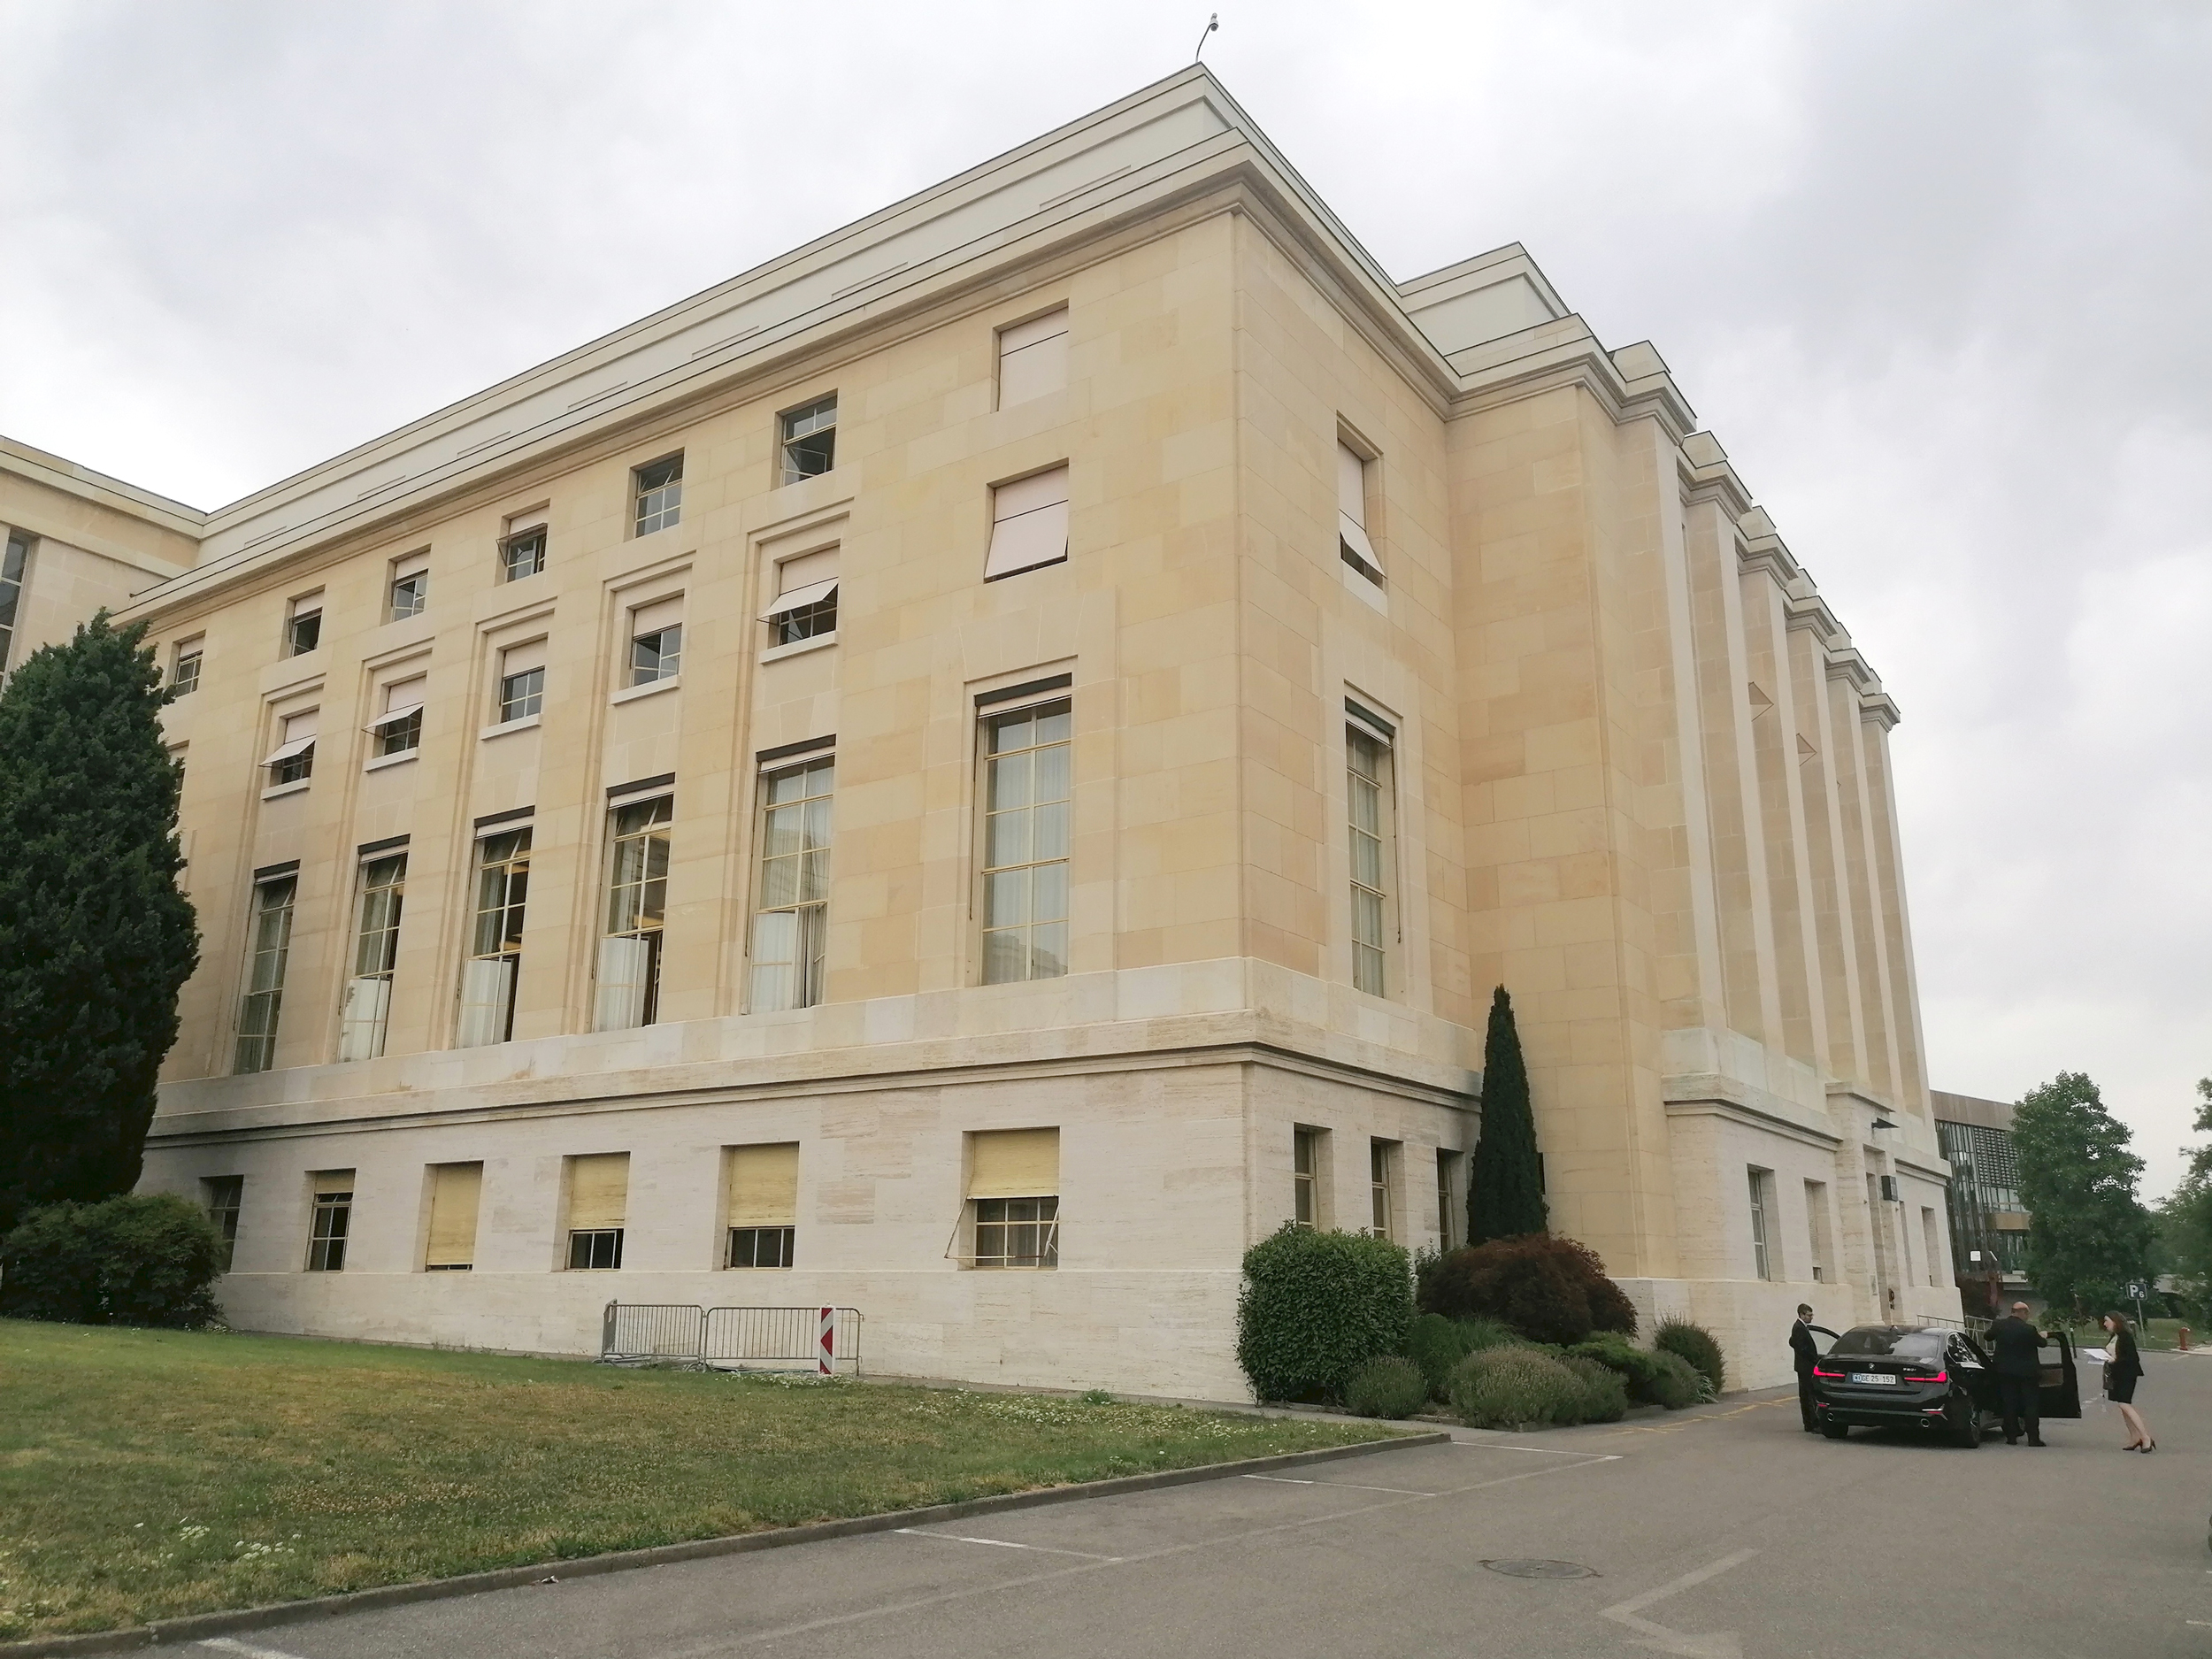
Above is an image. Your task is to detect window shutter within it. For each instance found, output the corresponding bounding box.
[312,1169,354,1196]
[777,548,839,595]
[984,466,1070,580]
[501,639,547,677]
[425,1163,482,1267]
[263,709,319,764]
[726,1143,800,1228]
[393,550,430,580]
[1337,442,1382,577]
[383,675,426,714]
[291,593,324,620]
[968,1128,1059,1199]
[630,596,683,637]
[998,308,1070,406]
[567,1153,629,1230]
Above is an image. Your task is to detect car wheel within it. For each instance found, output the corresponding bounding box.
[1949,1400,1981,1448]
[1822,1420,1849,1440]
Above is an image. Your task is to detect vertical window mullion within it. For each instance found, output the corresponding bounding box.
[235,875,297,1073]
[339,855,406,1062]
[980,700,1071,984]
[749,758,833,1012]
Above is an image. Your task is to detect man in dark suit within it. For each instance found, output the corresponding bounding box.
[1790,1304,1821,1432]
[1988,1300,2048,1446]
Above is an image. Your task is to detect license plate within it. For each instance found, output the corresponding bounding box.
[1848,1371,1897,1386]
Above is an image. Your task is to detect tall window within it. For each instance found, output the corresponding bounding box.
[1337,440,1383,584]
[779,395,837,484]
[967,1128,1058,1270]
[368,675,425,757]
[234,873,296,1073]
[388,554,429,621]
[425,1163,482,1271]
[203,1176,243,1271]
[1747,1167,1774,1281]
[726,1143,799,1269]
[264,710,318,787]
[979,699,1070,984]
[306,1171,352,1271]
[749,757,833,1012]
[0,530,28,675]
[634,454,683,535]
[286,594,323,657]
[565,1153,627,1270]
[1805,1179,1832,1284]
[1294,1127,1321,1228]
[338,854,406,1062]
[997,307,1069,407]
[763,548,839,646]
[501,524,546,581]
[457,830,530,1047]
[170,636,203,697]
[1436,1149,1459,1249]
[496,642,544,723]
[627,599,682,686]
[1347,715,1394,996]
[595,797,671,1031]
[1369,1140,1395,1240]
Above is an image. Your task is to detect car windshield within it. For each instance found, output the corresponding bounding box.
[1831,1327,1946,1362]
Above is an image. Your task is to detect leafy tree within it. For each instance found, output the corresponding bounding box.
[0,613,199,1234]
[2010,1071,2152,1316]
[2154,1078,2212,1317]
[1469,986,1546,1243]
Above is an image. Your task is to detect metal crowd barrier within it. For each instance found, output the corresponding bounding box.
[600,1301,863,1376]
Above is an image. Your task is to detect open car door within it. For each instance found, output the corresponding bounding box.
[2039,1329,2083,1419]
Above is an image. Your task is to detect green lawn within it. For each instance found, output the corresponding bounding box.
[0,1320,1392,1640]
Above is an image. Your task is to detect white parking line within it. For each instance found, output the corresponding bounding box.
[1241,1473,1437,1494]
[198,1640,311,1659]
[893,1528,1121,1562]
[1455,1441,1628,1459]
[1601,1548,1758,1657]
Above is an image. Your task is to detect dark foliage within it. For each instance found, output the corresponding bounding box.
[2012,1071,2154,1316]
[1417,1232,1637,1346]
[1405,1312,1521,1400]
[0,615,199,1233]
[1236,1224,1414,1403]
[1653,1318,1726,1395]
[1469,987,1545,1244]
[1342,1355,1430,1420]
[0,1194,223,1327]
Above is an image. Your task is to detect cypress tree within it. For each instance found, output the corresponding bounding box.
[1469,985,1546,1244]
[0,613,199,1233]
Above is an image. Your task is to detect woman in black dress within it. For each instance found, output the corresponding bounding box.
[2101,1311,2153,1451]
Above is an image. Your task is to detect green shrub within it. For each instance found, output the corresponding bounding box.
[1418,1233,1638,1345]
[1654,1318,1725,1395]
[1644,1348,1703,1409]
[1568,1333,1663,1399]
[0,1194,222,1328]
[1236,1223,1414,1403]
[1406,1312,1523,1399]
[1343,1355,1430,1420]
[1556,1353,1629,1423]
[1448,1345,1592,1430]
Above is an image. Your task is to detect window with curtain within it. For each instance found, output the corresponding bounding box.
[457,829,530,1047]
[337,853,405,1062]
[234,874,296,1073]
[170,636,203,697]
[368,674,425,757]
[979,700,1070,984]
[779,395,836,484]
[760,547,839,646]
[388,552,429,621]
[263,709,318,787]
[1347,715,1394,996]
[628,597,682,686]
[749,758,833,1012]
[286,593,323,657]
[595,797,672,1031]
[306,1171,353,1271]
[967,1128,1058,1268]
[425,1163,482,1271]
[726,1143,799,1268]
[565,1153,628,1269]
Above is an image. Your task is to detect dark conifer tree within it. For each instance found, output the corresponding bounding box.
[1468,985,1546,1244]
[0,614,199,1233]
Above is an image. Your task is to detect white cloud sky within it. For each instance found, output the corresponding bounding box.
[4,2,2206,1192]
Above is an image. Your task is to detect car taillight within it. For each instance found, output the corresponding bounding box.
[1812,1366,1842,1379]
[1902,1369,1947,1384]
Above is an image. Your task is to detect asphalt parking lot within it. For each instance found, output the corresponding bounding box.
[193,1353,2212,1659]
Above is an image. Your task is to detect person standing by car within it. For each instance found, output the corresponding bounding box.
[1790,1304,1821,1432]
[1988,1301,2047,1446]
[2101,1311,2153,1452]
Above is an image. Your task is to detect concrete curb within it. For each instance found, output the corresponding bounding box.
[1,1431,1446,1658]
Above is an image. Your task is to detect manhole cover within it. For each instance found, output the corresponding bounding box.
[1481,1559,1595,1579]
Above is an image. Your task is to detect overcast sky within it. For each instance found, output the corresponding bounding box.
[4,3,2206,1194]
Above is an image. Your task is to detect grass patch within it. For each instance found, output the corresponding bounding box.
[0,1319,1394,1640]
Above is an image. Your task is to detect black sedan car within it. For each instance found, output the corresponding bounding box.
[1809,1324,2080,1447]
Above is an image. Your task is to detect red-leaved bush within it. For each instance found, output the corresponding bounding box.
[1418,1233,1638,1346]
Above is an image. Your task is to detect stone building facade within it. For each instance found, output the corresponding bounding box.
[2,68,1959,1396]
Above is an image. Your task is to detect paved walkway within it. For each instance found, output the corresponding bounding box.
[188,1360,2212,1659]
